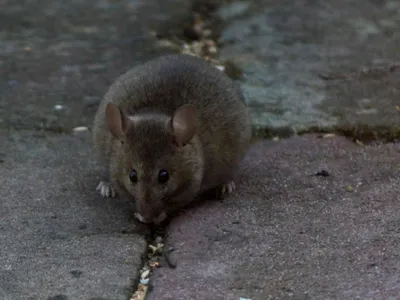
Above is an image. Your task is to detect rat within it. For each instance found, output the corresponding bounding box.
[92,54,252,224]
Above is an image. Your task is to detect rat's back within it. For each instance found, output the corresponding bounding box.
[93,54,251,190]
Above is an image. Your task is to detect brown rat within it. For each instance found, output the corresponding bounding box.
[92,54,251,224]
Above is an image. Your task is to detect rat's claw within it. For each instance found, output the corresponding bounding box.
[96,181,117,198]
[218,181,236,199]
[222,181,236,195]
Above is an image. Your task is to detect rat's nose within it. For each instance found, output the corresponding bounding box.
[136,200,166,224]
[134,211,167,224]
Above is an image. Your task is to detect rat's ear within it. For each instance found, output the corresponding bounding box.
[170,104,197,147]
[106,103,127,140]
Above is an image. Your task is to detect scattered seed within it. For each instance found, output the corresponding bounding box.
[345,185,354,192]
[130,284,148,300]
[148,245,157,253]
[141,270,150,279]
[149,261,160,269]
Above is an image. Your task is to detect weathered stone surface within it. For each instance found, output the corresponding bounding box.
[3,0,400,299]
[147,135,400,300]
[0,130,145,300]
[218,0,400,135]
[0,0,192,299]
[0,0,182,132]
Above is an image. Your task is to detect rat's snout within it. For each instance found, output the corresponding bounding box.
[134,211,167,225]
[135,197,166,224]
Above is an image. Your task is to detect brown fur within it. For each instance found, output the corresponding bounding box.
[92,54,252,223]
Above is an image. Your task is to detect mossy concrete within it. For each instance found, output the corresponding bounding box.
[217,0,400,140]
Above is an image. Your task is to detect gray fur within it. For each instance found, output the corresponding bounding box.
[92,54,252,223]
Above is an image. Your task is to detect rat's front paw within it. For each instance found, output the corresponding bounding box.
[217,181,236,199]
[96,181,117,198]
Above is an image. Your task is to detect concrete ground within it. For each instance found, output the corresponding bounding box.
[147,135,400,300]
[1,0,400,300]
[0,0,183,299]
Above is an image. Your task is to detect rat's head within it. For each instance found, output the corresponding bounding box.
[106,102,204,224]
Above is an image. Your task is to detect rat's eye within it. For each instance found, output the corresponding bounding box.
[129,169,138,183]
[158,169,169,183]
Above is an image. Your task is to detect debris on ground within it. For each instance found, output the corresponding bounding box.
[131,3,244,299]
[152,13,223,69]
[151,7,244,78]
[130,234,164,300]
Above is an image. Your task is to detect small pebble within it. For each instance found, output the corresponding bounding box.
[53,104,65,111]
[73,126,88,132]
[164,249,177,269]
[215,65,225,72]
